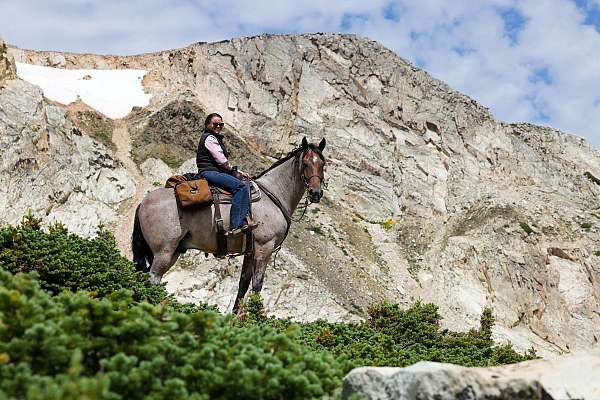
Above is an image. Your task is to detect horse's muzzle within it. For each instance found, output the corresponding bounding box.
[309,189,323,203]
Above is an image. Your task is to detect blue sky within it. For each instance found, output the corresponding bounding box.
[2,0,600,148]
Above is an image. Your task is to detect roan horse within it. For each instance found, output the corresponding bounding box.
[131,137,326,313]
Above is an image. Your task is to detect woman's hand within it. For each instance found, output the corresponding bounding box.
[239,170,251,181]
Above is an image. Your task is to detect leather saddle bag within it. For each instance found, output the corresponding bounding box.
[166,175,213,208]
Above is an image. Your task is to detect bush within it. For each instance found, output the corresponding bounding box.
[0,215,166,304]
[253,301,535,373]
[0,218,535,398]
[0,270,343,399]
[519,222,534,234]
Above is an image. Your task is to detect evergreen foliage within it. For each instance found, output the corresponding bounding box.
[0,214,167,305]
[245,299,534,372]
[0,271,341,399]
[0,218,535,398]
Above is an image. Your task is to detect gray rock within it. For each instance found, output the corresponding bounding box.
[141,157,173,186]
[342,349,600,399]
[47,54,66,68]
[0,78,132,237]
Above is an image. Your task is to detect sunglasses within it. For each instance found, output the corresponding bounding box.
[212,122,224,128]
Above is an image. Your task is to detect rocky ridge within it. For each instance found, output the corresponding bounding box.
[3,33,600,357]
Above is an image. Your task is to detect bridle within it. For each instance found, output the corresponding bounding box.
[300,149,326,192]
[302,174,324,189]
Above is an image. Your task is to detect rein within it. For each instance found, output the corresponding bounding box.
[254,180,292,238]
[254,179,291,270]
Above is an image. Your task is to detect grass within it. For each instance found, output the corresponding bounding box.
[581,222,592,230]
[520,222,534,234]
[307,225,325,235]
[383,218,395,231]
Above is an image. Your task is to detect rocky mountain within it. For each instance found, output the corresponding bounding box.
[2,33,600,358]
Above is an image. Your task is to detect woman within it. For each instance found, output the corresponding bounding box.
[196,113,255,235]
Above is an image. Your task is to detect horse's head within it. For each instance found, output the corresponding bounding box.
[300,137,326,203]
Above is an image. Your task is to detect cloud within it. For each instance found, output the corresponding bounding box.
[1,0,600,147]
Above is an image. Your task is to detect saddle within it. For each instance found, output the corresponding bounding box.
[165,174,260,258]
[165,174,261,207]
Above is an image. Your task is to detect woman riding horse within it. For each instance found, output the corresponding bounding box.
[133,135,326,312]
[196,113,256,235]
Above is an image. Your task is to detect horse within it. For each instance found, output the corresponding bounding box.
[131,137,326,313]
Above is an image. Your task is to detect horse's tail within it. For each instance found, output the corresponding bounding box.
[132,204,153,272]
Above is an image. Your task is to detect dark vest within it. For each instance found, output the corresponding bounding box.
[196,130,230,173]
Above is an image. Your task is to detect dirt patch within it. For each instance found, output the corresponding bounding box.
[66,100,115,151]
[127,100,205,167]
[127,99,268,173]
[111,119,151,256]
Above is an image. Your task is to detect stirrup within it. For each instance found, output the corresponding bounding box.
[225,222,258,236]
[225,227,243,236]
[242,222,259,232]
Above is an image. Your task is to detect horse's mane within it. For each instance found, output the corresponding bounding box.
[253,143,324,180]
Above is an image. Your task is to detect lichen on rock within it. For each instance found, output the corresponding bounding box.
[0,36,17,82]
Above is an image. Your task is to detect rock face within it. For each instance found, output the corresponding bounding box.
[0,37,16,81]
[4,33,600,356]
[0,79,134,236]
[342,349,600,399]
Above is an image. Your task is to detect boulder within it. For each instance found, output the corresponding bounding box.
[342,349,600,399]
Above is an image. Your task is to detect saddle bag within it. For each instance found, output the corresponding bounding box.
[165,175,213,208]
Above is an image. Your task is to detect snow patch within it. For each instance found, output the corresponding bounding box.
[15,62,151,118]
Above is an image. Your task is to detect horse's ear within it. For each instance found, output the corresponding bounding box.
[318,138,326,151]
[301,137,309,149]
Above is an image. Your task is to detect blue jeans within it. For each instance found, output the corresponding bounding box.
[200,170,250,230]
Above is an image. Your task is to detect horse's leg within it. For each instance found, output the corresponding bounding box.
[251,243,273,293]
[149,247,180,284]
[232,254,254,314]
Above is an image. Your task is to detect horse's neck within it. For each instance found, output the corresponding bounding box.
[257,156,305,218]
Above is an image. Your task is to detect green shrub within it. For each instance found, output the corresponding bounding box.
[306,226,324,235]
[0,219,534,398]
[253,301,534,372]
[0,271,342,399]
[0,215,166,304]
[580,222,592,230]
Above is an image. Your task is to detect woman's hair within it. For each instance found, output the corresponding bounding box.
[204,113,223,127]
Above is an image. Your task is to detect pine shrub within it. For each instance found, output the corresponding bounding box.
[0,215,166,304]
[0,218,535,398]
[0,270,342,399]
[256,301,535,372]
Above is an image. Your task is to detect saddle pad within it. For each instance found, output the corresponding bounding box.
[215,181,261,204]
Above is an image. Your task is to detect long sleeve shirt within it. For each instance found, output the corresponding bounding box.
[204,135,232,170]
